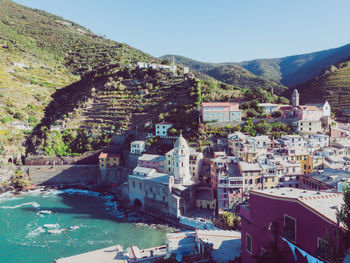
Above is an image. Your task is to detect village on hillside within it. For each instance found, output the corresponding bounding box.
[55,75,350,262]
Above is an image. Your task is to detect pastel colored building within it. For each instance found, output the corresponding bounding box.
[299,168,350,192]
[305,134,329,148]
[155,122,173,137]
[239,161,263,193]
[279,89,329,123]
[196,187,216,210]
[258,103,280,114]
[138,154,165,173]
[330,127,349,144]
[201,102,241,122]
[188,150,203,182]
[98,152,121,168]
[215,157,244,212]
[279,135,305,147]
[293,120,322,134]
[240,188,344,263]
[130,140,146,155]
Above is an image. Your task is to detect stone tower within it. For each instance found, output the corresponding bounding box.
[292,89,299,107]
[172,134,191,185]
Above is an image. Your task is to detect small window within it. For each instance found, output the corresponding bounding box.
[133,181,135,188]
[246,233,252,254]
[317,238,330,260]
[284,214,296,241]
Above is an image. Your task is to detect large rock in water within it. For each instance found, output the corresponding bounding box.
[0,164,15,191]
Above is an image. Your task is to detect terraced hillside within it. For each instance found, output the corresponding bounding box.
[0,0,156,160]
[28,66,200,156]
[298,61,350,117]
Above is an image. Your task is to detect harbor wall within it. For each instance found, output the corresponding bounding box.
[22,165,98,186]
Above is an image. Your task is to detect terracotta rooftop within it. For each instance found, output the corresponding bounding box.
[98,152,107,159]
[300,105,322,111]
[98,152,120,159]
[156,122,173,125]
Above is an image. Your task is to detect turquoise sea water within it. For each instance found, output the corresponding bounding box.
[0,189,168,263]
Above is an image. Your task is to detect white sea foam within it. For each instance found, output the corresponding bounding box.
[69,225,80,231]
[37,210,52,215]
[26,227,45,238]
[47,229,63,234]
[43,224,59,228]
[0,202,40,209]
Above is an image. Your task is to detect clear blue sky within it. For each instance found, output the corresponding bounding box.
[13,0,350,62]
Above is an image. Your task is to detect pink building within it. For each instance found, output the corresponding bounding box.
[279,89,325,122]
[138,154,165,173]
[238,161,263,193]
[201,102,241,122]
[240,188,344,263]
[279,105,323,121]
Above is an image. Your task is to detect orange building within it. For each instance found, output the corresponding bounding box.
[98,152,121,168]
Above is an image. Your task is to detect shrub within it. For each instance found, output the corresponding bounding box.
[214,212,241,230]
[12,169,31,189]
[272,110,283,118]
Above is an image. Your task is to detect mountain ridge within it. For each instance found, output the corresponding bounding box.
[161,43,350,87]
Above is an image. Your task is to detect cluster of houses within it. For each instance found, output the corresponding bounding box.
[94,88,350,262]
[201,89,332,135]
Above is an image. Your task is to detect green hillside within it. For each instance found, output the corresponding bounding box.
[160,54,216,72]
[205,65,288,95]
[297,60,350,117]
[163,44,350,87]
[238,44,350,86]
[161,55,288,95]
[0,0,154,159]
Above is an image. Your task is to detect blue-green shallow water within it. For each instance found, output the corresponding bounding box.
[0,189,168,263]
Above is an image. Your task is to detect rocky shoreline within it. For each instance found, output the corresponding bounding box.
[0,183,182,233]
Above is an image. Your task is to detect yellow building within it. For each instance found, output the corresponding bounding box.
[294,150,313,174]
[263,175,278,189]
[196,188,216,210]
[98,152,121,168]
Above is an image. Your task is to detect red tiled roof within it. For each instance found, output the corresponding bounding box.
[156,122,173,125]
[300,105,321,111]
[98,152,120,159]
[98,152,108,159]
[279,106,293,110]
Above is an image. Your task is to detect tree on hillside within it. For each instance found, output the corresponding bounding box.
[244,119,256,136]
[255,120,271,135]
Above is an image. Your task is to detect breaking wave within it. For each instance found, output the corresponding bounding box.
[0,202,40,209]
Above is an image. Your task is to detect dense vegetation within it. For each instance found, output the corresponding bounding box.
[296,58,350,117]
[27,65,200,156]
[205,65,288,95]
[161,55,289,95]
[0,0,155,159]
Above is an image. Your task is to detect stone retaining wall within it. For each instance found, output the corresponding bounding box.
[22,165,99,186]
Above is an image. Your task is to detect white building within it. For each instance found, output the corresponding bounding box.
[128,135,197,218]
[155,122,173,137]
[168,134,192,185]
[279,135,305,147]
[130,140,146,155]
[304,134,329,149]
